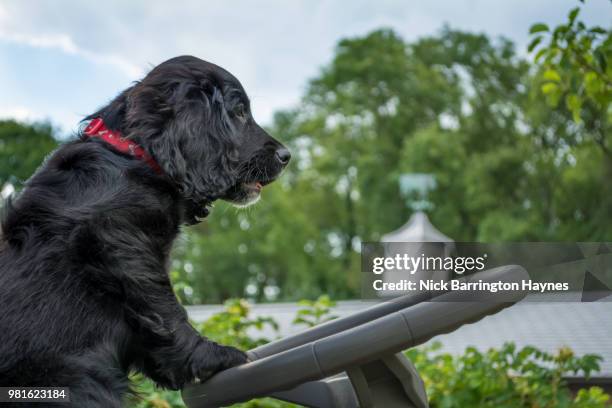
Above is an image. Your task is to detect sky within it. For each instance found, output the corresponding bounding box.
[0,0,610,136]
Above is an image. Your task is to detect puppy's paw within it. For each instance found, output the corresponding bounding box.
[192,342,248,382]
[219,344,249,369]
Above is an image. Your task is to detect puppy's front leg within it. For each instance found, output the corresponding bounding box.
[125,276,247,389]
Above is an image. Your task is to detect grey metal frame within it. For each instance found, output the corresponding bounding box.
[182,265,528,407]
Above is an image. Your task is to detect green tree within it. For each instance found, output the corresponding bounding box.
[529,2,610,129]
[181,22,611,301]
[402,29,535,241]
[528,1,612,240]
[0,120,58,191]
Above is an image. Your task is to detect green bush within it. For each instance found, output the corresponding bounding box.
[292,295,337,328]
[406,342,608,408]
[197,299,279,350]
[129,299,609,408]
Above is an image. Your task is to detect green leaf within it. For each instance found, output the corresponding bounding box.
[565,94,582,123]
[529,23,549,34]
[541,82,561,106]
[534,48,548,62]
[584,71,601,97]
[543,69,561,82]
[528,36,543,53]
[594,49,607,72]
[541,82,558,95]
[553,24,569,42]
[589,26,607,34]
[568,7,580,24]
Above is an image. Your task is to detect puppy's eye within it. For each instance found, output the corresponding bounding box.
[233,104,247,121]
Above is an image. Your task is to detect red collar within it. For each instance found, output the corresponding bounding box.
[83,118,163,174]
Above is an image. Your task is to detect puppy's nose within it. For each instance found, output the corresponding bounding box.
[275,147,291,165]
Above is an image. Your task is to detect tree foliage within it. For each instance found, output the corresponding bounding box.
[408,342,608,408]
[0,120,57,191]
[529,2,611,126]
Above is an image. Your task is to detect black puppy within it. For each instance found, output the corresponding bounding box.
[0,56,290,407]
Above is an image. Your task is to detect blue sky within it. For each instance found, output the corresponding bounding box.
[0,0,610,136]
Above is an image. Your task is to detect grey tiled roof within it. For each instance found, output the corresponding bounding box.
[187,300,612,378]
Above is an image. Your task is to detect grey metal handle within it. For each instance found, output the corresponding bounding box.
[249,264,524,360]
[182,265,528,407]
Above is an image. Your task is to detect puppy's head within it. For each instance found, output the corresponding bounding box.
[87,55,290,223]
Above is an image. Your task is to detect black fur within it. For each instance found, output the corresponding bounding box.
[0,56,289,407]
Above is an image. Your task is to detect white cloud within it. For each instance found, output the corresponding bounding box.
[0,31,144,78]
[0,105,37,122]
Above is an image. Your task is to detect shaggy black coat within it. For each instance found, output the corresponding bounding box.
[0,56,289,407]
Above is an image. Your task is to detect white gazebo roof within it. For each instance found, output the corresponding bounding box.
[381,211,453,242]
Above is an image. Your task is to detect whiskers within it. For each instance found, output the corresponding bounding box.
[237,156,262,183]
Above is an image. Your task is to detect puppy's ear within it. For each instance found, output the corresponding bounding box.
[146,80,239,204]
